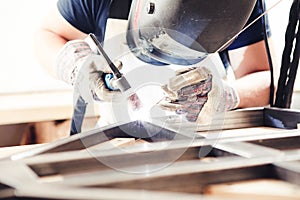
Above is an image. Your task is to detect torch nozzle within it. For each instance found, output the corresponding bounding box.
[87,33,143,111]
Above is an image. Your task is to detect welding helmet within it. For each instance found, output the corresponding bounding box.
[126,0,257,65]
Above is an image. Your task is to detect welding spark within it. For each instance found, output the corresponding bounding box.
[127,85,166,123]
[128,93,143,111]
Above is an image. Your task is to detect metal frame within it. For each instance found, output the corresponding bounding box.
[1,107,300,199]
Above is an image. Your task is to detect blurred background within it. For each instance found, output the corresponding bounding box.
[0,0,297,147]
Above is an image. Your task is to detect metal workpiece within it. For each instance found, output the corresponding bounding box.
[264,107,300,129]
[13,128,300,180]
[1,107,300,199]
[154,107,265,133]
[274,160,300,186]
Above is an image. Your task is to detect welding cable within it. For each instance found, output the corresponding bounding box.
[70,95,87,135]
[274,0,300,108]
[259,0,275,107]
[69,74,115,135]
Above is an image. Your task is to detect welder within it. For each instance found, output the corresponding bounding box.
[35,0,274,132]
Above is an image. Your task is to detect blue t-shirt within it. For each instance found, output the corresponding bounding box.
[57,0,270,67]
[57,0,111,42]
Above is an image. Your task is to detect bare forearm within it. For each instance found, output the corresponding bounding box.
[34,6,87,79]
[234,70,271,108]
[34,28,67,78]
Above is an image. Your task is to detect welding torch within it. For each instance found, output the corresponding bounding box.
[87,33,142,110]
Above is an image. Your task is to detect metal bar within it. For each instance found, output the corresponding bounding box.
[264,107,300,129]
[2,108,300,199]
[88,33,122,79]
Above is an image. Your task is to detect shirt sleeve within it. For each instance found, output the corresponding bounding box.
[227,0,271,50]
[57,0,110,41]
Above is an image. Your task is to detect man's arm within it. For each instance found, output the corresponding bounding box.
[229,39,277,108]
[34,6,87,77]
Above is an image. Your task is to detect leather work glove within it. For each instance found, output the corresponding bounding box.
[158,66,240,123]
[55,39,122,102]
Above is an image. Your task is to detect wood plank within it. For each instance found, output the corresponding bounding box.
[0,91,73,125]
[0,91,100,125]
[203,179,300,200]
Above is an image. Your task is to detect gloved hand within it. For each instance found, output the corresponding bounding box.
[55,39,121,101]
[158,66,240,123]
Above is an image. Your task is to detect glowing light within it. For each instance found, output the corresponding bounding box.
[127,84,166,122]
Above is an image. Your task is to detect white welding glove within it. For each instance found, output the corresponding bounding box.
[55,40,121,102]
[158,66,240,123]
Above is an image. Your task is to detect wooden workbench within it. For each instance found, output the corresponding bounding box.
[0,90,73,125]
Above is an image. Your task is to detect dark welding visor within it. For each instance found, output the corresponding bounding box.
[126,0,257,65]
